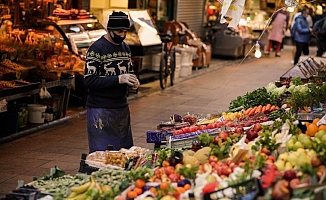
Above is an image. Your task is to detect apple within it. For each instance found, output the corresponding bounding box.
[219,131,229,141]
[268,155,276,162]
[317,165,326,180]
[213,136,221,145]
[234,126,244,134]
[162,160,170,167]
[246,128,258,141]
[203,163,213,172]
[253,123,262,132]
[168,173,180,182]
[220,166,232,176]
[208,155,219,163]
[225,158,232,166]
[289,178,301,189]
[261,147,271,155]
[283,169,297,181]
[311,156,322,167]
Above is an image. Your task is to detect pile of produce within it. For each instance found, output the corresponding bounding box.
[15,77,326,200]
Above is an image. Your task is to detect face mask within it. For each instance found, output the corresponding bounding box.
[110,31,126,44]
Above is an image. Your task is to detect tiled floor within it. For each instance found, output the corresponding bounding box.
[0,45,318,196]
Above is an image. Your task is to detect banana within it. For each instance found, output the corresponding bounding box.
[67,192,78,199]
[66,191,87,200]
[70,181,91,194]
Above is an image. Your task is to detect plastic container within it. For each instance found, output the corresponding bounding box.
[27,104,47,124]
[151,53,161,71]
[174,53,181,79]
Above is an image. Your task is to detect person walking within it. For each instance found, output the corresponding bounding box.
[84,11,140,153]
[265,8,289,57]
[313,16,326,57]
[292,7,312,65]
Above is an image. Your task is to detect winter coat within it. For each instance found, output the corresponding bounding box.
[268,11,289,43]
[292,15,311,43]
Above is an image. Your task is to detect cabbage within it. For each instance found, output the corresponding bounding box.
[265,82,277,93]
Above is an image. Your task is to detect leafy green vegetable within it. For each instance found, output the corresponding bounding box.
[229,87,278,110]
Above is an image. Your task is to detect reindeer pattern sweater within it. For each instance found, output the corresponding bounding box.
[84,35,133,109]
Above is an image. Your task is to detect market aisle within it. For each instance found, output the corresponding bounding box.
[0,45,317,196]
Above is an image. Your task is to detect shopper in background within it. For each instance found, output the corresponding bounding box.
[292,7,312,65]
[265,8,289,57]
[84,11,140,153]
[313,16,326,57]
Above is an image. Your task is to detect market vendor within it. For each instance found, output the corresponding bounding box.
[84,11,140,153]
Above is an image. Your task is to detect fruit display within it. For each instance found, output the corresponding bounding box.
[10,77,326,200]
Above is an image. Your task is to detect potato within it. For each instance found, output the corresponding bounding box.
[193,147,211,164]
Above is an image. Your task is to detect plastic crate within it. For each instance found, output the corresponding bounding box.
[203,178,263,200]
[78,153,99,175]
[168,129,219,149]
[146,130,173,143]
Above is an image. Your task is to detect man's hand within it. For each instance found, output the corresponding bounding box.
[118,74,138,87]
[132,78,140,90]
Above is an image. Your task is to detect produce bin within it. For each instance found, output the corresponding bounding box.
[203,178,263,200]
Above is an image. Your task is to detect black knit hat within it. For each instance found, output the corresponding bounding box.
[107,11,130,30]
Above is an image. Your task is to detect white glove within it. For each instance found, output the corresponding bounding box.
[118,74,138,87]
[132,78,140,90]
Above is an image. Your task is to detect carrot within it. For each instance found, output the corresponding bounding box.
[255,105,262,114]
[248,106,257,116]
[262,106,266,114]
[270,105,276,111]
[244,108,252,115]
[266,104,271,111]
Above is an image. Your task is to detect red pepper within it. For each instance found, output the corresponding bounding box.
[202,181,219,194]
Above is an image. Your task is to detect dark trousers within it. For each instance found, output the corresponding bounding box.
[87,106,133,153]
[294,41,309,65]
[316,37,326,57]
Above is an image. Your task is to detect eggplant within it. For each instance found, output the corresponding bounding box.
[169,151,183,166]
[177,179,191,187]
[170,114,183,123]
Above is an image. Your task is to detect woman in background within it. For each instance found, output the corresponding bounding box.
[265,8,289,57]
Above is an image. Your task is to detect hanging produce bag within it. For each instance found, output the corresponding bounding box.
[220,0,245,28]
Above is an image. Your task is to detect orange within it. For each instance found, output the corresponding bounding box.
[160,182,169,190]
[305,122,310,128]
[318,125,326,131]
[149,187,157,196]
[313,118,320,125]
[306,123,319,137]
[135,179,146,188]
[184,184,191,190]
[127,190,138,199]
[175,187,186,194]
[133,187,143,195]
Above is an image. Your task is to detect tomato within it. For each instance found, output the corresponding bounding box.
[198,125,207,130]
[189,126,198,132]
[181,127,190,133]
[206,123,216,129]
[214,122,223,128]
[173,130,183,135]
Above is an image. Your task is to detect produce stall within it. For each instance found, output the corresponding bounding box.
[4,55,326,200]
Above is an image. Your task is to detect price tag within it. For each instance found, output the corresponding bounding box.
[16,71,21,80]
[50,167,56,175]
[17,180,24,188]
[317,114,326,126]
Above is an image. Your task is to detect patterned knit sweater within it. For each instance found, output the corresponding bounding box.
[84,35,133,108]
